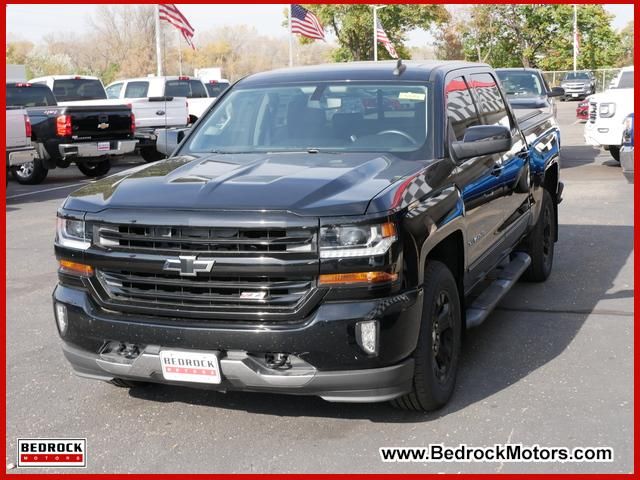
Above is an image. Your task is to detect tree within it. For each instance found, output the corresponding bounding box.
[288,4,448,61]
[459,4,623,71]
[618,21,634,67]
[434,20,465,61]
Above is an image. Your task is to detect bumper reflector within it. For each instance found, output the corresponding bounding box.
[59,260,94,276]
[318,271,398,285]
[356,320,379,355]
[54,303,68,335]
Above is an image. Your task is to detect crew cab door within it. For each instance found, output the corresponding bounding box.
[445,75,507,284]
[469,72,530,251]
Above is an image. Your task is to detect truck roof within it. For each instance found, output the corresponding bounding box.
[29,75,101,82]
[109,76,204,84]
[239,60,490,86]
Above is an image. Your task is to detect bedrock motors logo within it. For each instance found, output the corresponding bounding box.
[17,439,86,467]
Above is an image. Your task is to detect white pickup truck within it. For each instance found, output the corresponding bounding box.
[584,66,634,161]
[105,76,215,124]
[5,107,36,183]
[29,75,189,162]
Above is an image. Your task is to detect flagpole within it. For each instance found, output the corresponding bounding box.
[288,5,294,67]
[177,29,183,76]
[155,4,163,76]
[573,4,577,72]
[373,6,378,62]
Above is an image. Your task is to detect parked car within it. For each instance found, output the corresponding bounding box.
[30,75,189,163]
[560,71,596,100]
[54,61,562,412]
[105,76,214,123]
[584,66,634,161]
[576,100,589,122]
[496,68,564,119]
[7,82,136,184]
[621,113,634,183]
[5,107,36,183]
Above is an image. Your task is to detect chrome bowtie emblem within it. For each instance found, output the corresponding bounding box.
[163,256,215,276]
[97,122,110,130]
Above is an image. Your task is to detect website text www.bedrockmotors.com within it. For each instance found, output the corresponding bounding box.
[380,444,614,463]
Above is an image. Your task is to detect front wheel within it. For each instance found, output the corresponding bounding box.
[77,158,111,178]
[609,146,620,162]
[520,189,555,282]
[391,261,462,412]
[11,158,49,185]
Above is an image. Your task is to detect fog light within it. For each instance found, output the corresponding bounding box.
[55,303,68,335]
[356,320,379,355]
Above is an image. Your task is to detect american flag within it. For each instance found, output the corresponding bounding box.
[158,4,195,49]
[291,4,325,41]
[376,18,398,59]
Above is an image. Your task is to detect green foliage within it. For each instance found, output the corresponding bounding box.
[291,4,448,61]
[618,21,634,67]
[459,4,623,70]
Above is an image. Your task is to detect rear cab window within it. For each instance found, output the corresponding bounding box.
[164,79,208,98]
[7,84,57,107]
[205,82,230,97]
[52,78,107,102]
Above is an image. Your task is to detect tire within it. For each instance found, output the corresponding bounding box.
[391,261,462,412]
[110,378,142,388]
[77,158,111,178]
[609,146,620,163]
[11,158,49,185]
[520,189,555,282]
[140,147,166,163]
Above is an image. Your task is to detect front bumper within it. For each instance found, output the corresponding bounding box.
[53,284,423,402]
[584,122,624,148]
[58,140,138,159]
[6,146,36,167]
[621,146,634,183]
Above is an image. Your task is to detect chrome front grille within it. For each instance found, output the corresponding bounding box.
[95,224,315,254]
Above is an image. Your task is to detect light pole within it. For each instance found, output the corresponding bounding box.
[372,5,387,62]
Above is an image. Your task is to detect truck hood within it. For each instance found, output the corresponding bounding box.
[64,152,427,216]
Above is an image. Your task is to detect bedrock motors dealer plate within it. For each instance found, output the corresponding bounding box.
[159,350,221,384]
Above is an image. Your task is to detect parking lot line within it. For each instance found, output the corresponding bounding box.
[7,181,90,199]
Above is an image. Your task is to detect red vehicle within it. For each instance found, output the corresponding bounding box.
[576,100,589,121]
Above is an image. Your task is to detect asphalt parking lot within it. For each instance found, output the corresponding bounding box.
[5,101,633,473]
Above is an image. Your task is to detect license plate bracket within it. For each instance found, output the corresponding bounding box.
[97,141,111,151]
[159,349,221,384]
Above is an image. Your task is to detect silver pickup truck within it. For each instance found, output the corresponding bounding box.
[5,107,36,184]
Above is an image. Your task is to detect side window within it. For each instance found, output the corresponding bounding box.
[105,83,123,99]
[446,76,481,142]
[124,81,149,98]
[469,73,511,128]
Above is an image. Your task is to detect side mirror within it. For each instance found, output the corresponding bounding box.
[548,86,565,98]
[155,128,188,157]
[451,125,512,161]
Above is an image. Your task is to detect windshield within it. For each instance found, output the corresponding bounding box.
[205,82,230,98]
[165,80,208,98]
[614,71,634,89]
[496,71,544,96]
[563,72,590,81]
[7,85,57,107]
[52,79,107,101]
[181,82,429,156]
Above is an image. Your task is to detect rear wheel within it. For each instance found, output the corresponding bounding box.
[77,158,111,178]
[11,158,49,185]
[391,261,461,412]
[520,189,555,282]
[609,146,621,162]
[140,147,166,163]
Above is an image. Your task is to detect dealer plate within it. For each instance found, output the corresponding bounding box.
[159,350,221,384]
[97,141,111,151]
[571,93,579,97]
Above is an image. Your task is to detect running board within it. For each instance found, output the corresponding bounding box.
[465,252,531,328]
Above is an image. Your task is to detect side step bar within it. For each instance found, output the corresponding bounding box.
[465,252,531,328]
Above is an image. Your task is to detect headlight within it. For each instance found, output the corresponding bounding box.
[599,103,616,118]
[319,222,396,258]
[56,216,90,250]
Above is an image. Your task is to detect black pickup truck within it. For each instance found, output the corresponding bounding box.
[53,61,562,411]
[6,82,137,184]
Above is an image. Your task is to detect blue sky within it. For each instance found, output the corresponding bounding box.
[7,4,635,47]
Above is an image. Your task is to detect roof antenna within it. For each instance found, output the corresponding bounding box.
[393,59,406,76]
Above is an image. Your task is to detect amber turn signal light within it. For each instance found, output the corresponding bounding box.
[59,260,94,276]
[318,271,398,285]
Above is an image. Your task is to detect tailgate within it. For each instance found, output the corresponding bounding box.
[66,105,132,140]
[129,97,189,129]
[6,109,29,149]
